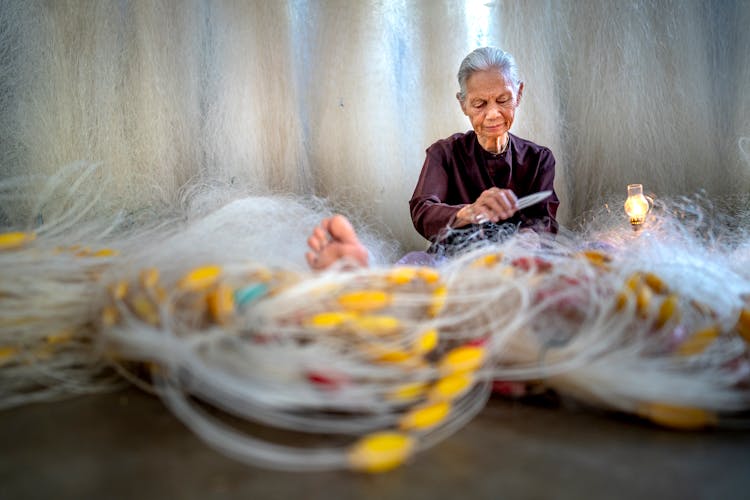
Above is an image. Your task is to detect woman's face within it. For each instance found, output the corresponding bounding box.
[459,69,523,152]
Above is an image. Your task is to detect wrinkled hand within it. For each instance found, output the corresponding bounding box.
[456,187,518,226]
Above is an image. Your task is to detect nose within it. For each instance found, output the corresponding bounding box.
[486,104,502,119]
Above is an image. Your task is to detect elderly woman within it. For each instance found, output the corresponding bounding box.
[410,46,559,251]
[307,47,559,270]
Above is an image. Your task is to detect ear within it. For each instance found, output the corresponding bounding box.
[456,92,468,115]
[516,82,525,105]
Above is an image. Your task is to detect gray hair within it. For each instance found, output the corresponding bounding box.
[457,47,522,102]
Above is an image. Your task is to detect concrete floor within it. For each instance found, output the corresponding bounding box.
[1,387,749,500]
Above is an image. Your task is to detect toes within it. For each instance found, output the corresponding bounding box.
[319,217,333,234]
[328,214,359,245]
[307,226,327,252]
[305,251,319,269]
[314,225,328,241]
[307,235,320,252]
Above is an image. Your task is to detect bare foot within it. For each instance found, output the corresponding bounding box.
[306,215,369,270]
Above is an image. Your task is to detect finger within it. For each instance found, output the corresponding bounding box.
[504,189,519,208]
[463,203,485,224]
[480,196,504,223]
[494,190,518,219]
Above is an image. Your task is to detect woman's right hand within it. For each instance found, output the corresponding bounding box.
[455,187,518,226]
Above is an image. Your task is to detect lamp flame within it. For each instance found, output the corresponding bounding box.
[624,184,651,230]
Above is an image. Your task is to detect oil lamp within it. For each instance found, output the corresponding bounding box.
[624,183,651,230]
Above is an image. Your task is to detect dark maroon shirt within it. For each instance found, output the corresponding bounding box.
[409,131,559,240]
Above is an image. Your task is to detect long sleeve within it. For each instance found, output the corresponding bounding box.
[409,148,465,240]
